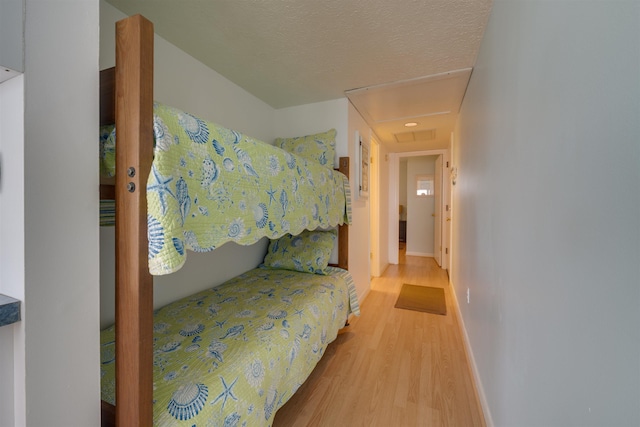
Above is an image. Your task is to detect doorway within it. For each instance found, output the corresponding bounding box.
[388,149,450,272]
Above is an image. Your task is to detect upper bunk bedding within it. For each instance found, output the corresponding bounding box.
[100,266,360,426]
[100,103,352,275]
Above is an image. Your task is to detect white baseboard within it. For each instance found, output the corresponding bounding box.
[358,286,371,306]
[405,251,433,257]
[449,280,494,427]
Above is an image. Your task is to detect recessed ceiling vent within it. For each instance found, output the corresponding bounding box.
[394,129,436,143]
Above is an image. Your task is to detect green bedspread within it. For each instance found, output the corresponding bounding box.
[101,266,360,426]
[100,103,352,275]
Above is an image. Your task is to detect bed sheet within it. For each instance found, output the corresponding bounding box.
[101,266,359,426]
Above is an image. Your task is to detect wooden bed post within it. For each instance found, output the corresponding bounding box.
[115,15,154,427]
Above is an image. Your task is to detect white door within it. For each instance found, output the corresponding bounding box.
[434,155,442,266]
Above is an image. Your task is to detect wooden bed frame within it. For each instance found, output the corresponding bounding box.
[99,14,350,427]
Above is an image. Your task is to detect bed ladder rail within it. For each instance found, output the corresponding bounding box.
[114,14,154,427]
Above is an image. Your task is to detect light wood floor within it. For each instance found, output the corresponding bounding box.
[273,246,486,426]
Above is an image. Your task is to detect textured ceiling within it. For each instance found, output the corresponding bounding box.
[105,0,492,150]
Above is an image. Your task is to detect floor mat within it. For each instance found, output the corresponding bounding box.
[394,284,446,315]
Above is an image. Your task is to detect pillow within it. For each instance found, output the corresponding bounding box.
[275,129,337,168]
[263,229,337,275]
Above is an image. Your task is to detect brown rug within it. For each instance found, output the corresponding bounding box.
[394,284,447,315]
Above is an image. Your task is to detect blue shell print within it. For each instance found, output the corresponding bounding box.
[175,177,191,226]
[172,238,185,256]
[153,117,173,151]
[179,323,205,337]
[299,324,312,340]
[264,387,278,421]
[256,322,275,332]
[183,230,216,253]
[201,156,219,188]
[318,151,328,166]
[185,344,200,353]
[231,130,242,144]
[212,139,225,155]
[223,158,235,171]
[221,325,244,339]
[233,146,259,177]
[218,127,241,145]
[284,152,296,169]
[245,359,265,388]
[166,382,208,421]
[223,412,241,427]
[279,190,288,217]
[267,310,287,320]
[253,203,268,229]
[228,219,245,239]
[207,340,227,363]
[147,215,165,259]
[159,341,181,353]
[267,155,280,176]
[178,112,209,144]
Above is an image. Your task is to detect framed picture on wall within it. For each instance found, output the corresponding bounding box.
[355,130,369,200]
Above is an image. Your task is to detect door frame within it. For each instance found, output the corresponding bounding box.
[388,149,450,265]
[369,136,380,277]
[434,154,443,266]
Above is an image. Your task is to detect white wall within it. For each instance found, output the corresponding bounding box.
[0,324,15,425]
[406,156,436,256]
[23,0,100,425]
[346,103,372,301]
[0,74,24,427]
[453,1,640,426]
[100,2,276,325]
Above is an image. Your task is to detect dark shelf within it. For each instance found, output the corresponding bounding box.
[0,294,21,327]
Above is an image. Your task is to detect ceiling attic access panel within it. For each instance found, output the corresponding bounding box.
[346,69,471,152]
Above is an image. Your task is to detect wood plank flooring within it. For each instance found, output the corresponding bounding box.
[273,247,486,426]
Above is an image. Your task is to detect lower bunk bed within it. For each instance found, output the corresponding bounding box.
[101,265,359,426]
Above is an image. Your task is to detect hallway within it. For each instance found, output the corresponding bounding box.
[274,253,486,426]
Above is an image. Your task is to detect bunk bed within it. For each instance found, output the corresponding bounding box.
[99,14,356,427]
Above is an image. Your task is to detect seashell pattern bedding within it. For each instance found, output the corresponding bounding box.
[100,266,360,426]
[99,102,352,276]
